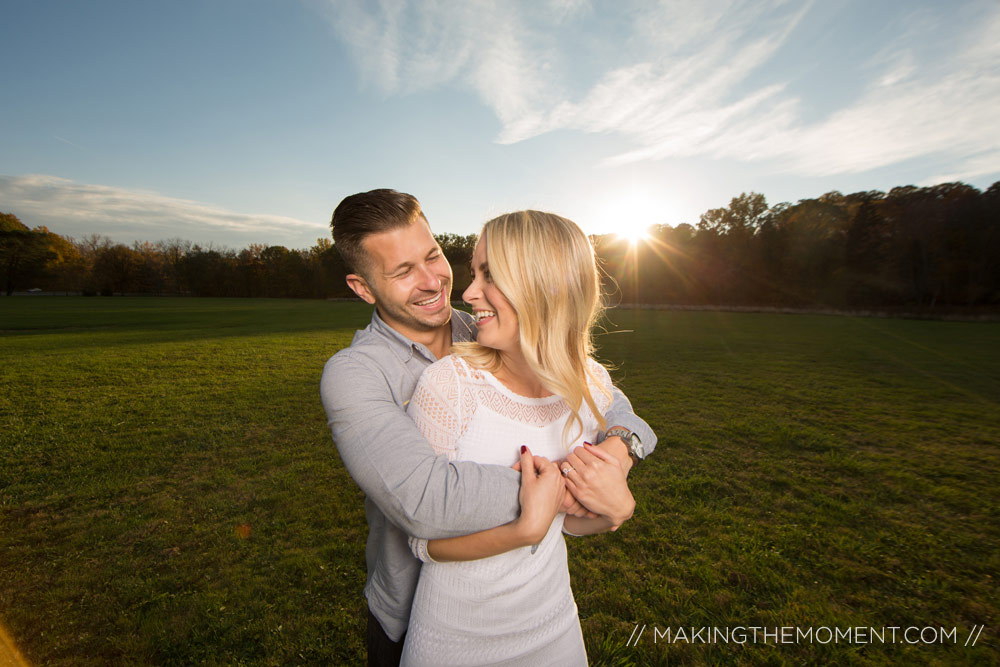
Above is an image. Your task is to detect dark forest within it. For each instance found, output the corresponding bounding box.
[3,181,998,311]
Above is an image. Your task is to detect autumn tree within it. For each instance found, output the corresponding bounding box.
[0,212,57,295]
[435,233,478,296]
[39,228,86,294]
[92,244,138,296]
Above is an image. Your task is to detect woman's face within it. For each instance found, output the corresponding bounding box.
[463,236,520,355]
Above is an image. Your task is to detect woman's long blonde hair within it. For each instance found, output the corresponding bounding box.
[454,210,609,443]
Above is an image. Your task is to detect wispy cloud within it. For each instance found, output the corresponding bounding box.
[317,0,1000,182]
[52,135,85,151]
[0,174,327,247]
[316,0,553,133]
[754,4,1000,179]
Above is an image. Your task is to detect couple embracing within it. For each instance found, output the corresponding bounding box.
[320,189,656,666]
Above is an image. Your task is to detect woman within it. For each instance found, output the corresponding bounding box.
[401,211,636,665]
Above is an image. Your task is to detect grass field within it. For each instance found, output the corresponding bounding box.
[1,297,998,666]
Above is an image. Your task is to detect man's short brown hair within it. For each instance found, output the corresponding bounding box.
[330,189,427,277]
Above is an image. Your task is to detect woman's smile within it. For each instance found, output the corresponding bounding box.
[473,309,496,324]
[464,237,520,355]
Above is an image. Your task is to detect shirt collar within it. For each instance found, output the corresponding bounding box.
[450,309,477,344]
[369,307,474,362]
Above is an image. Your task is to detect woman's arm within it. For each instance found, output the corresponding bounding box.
[561,443,636,536]
[424,446,565,562]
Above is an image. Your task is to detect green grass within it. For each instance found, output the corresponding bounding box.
[1,298,998,665]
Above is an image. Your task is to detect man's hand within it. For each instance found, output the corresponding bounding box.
[562,443,635,528]
[597,434,633,476]
[560,488,598,518]
[558,432,634,516]
[514,431,633,518]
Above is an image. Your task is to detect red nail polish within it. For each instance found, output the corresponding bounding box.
[583,441,593,447]
[520,445,526,454]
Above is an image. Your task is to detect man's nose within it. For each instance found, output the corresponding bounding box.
[416,264,442,291]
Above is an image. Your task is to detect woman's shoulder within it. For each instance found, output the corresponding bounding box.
[421,353,485,386]
[443,352,497,382]
[585,357,613,384]
[421,354,460,378]
[585,357,615,411]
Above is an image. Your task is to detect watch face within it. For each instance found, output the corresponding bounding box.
[629,434,644,459]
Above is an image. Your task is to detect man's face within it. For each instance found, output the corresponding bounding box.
[347,219,453,338]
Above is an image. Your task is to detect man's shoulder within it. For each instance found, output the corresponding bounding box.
[452,308,475,326]
[320,338,400,411]
[323,334,393,375]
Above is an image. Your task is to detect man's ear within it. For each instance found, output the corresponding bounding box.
[346,274,376,305]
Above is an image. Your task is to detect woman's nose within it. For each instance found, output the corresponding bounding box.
[463,279,480,305]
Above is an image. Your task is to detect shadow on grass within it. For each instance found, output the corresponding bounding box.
[0,297,377,347]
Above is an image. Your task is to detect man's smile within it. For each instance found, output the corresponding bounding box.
[413,289,445,308]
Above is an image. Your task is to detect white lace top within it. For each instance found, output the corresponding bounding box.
[400,354,613,666]
[407,353,613,464]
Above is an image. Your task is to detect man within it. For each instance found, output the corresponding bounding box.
[320,189,655,665]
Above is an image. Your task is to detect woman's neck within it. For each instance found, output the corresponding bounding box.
[494,348,551,398]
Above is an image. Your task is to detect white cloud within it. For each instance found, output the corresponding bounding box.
[773,6,1000,178]
[317,0,1000,181]
[0,174,327,247]
[316,0,556,132]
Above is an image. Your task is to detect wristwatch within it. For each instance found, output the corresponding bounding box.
[605,426,644,465]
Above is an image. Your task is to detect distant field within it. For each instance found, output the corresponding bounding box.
[1,297,998,666]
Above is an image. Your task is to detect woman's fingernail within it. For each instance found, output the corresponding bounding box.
[583,441,593,447]
[520,445,527,454]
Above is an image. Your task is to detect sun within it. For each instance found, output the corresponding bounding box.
[611,191,662,244]
[619,223,650,244]
[583,188,673,243]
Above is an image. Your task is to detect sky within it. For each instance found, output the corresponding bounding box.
[1,0,998,250]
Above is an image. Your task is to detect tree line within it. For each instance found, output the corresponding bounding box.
[600,181,999,310]
[0,210,480,301]
[2,181,998,310]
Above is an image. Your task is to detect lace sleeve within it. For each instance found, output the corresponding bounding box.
[586,357,616,417]
[409,535,439,563]
[405,356,465,460]
[405,357,467,562]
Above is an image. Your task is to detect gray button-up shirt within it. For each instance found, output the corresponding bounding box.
[320,307,656,641]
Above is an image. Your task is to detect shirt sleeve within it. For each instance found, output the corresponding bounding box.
[320,351,520,541]
[594,361,658,455]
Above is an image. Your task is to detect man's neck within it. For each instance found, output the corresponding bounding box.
[422,322,453,360]
[377,307,453,360]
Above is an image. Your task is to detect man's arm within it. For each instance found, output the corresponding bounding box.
[603,384,656,452]
[320,352,520,540]
[420,447,565,562]
[597,384,657,474]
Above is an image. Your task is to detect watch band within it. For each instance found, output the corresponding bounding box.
[606,426,643,463]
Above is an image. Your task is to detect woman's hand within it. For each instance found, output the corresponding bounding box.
[562,443,635,528]
[513,445,566,545]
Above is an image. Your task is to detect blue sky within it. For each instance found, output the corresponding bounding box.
[2,0,998,249]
